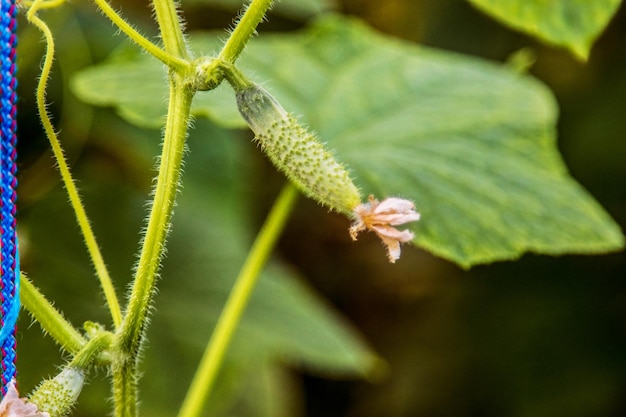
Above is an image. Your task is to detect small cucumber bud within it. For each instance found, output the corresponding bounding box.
[236,84,361,214]
[28,367,84,417]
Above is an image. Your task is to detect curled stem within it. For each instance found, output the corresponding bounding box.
[26,0,123,329]
[177,184,298,417]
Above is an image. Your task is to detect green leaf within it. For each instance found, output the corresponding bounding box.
[466,0,622,60]
[72,15,624,268]
[222,365,300,417]
[229,16,625,267]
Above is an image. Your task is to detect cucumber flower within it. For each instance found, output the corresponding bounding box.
[0,382,46,417]
[350,196,421,262]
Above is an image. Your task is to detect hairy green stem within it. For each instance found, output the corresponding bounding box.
[91,0,189,71]
[177,184,298,417]
[113,76,193,417]
[70,330,114,368]
[220,61,253,91]
[20,274,86,354]
[218,0,274,63]
[151,0,188,59]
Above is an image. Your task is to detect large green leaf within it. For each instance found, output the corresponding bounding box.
[234,17,624,267]
[467,0,622,60]
[72,15,624,268]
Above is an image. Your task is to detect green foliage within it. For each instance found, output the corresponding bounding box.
[466,0,623,60]
[72,15,624,269]
[20,119,378,416]
[19,1,626,416]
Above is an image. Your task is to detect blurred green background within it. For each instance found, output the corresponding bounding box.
[15,1,626,416]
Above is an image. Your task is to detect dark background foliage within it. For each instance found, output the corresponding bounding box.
[16,1,626,416]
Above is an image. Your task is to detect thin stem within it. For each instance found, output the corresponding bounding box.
[20,274,87,354]
[220,60,253,91]
[217,0,274,64]
[113,76,193,417]
[26,1,123,329]
[70,330,114,368]
[91,0,189,71]
[177,184,298,417]
[151,0,188,59]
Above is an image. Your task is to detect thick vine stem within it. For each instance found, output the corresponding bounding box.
[113,75,193,417]
[177,184,298,417]
[218,0,274,64]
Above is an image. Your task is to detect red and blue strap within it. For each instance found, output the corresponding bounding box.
[0,0,18,397]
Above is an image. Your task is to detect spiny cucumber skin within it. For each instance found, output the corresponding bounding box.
[237,85,361,214]
[260,116,362,213]
[28,367,84,417]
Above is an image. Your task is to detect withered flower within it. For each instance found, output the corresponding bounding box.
[0,383,47,417]
[350,195,421,263]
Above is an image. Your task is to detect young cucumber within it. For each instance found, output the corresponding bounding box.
[28,367,84,417]
[236,84,362,215]
[235,81,420,263]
